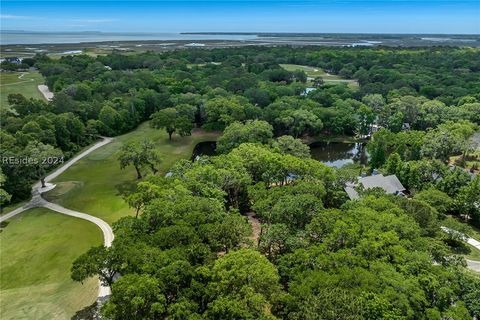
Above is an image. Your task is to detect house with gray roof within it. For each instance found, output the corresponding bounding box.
[345,173,406,200]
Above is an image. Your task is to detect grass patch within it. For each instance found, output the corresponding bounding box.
[445,216,480,242]
[280,64,359,89]
[44,122,220,224]
[1,201,27,216]
[444,216,480,262]
[0,71,46,111]
[1,123,219,318]
[465,243,480,261]
[0,207,102,319]
[280,64,332,77]
[448,149,480,173]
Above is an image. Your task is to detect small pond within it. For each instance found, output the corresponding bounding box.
[309,141,368,168]
[191,141,217,160]
[191,140,368,168]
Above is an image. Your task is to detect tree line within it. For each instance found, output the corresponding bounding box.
[73,140,480,319]
[2,47,478,204]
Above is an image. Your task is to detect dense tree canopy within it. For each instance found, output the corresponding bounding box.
[1,46,479,320]
[72,143,480,319]
[3,47,479,202]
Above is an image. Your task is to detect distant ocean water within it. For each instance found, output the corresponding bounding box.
[0,32,258,45]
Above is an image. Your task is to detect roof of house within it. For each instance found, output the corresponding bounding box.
[344,186,359,199]
[345,174,406,200]
[360,174,405,193]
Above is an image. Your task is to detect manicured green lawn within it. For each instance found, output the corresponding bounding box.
[1,201,27,216]
[280,63,359,89]
[45,122,220,224]
[1,123,219,319]
[465,243,480,261]
[0,207,102,320]
[0,71,46,111]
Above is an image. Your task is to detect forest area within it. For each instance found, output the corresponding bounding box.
[1,46,480,319]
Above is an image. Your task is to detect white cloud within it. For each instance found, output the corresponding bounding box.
[73,19,118,23]
[0,14,31,19]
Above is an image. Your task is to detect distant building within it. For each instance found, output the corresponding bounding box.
[1,57,22,64]
[345,173,406,200]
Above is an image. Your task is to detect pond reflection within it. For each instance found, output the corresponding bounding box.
[309,141,368,168]
[191,141,217,160]
[191,140,368,168]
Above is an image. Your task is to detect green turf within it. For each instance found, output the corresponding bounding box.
[0,207,102,319]
[280,64,359,89]
[449,149,480,173]
[0,71,46,112]
[1,201,27,216]
[44,122,220,224]
[465,243,480,261]
[1,123,220,319]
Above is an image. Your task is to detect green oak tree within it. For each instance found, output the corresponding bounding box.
[271,135,310,159]
[217,120,274,154]
[150,108,193,140]
[118,140,160,179]
[22,141,63,188]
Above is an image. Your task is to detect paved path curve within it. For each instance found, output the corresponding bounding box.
[1,137,114,297]
[466,259,480,272]
[464,236,480,272]
[33,137,113,190]
[43,201,113,297]
[441,226,480,273]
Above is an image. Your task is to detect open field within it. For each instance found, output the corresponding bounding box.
[0,71,46,111]
[1,123,219,318]
[0,207,101,319]
[280,64,359,89]
[44,122,221,224]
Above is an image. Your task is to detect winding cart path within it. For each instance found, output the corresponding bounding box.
[0,137,114,298]
[441,226,480,272]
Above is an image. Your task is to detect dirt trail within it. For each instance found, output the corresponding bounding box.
[246,212,261,246]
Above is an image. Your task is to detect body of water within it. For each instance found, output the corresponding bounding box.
[191,141,217,161]
[309,141,368,168]
[0,32,258,45]
[191,140,367,168]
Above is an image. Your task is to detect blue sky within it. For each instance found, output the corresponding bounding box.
[1,1,479,34]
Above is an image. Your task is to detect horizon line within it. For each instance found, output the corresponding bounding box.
[1,30,479,36]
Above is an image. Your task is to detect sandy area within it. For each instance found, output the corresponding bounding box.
[38,84,54,101]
